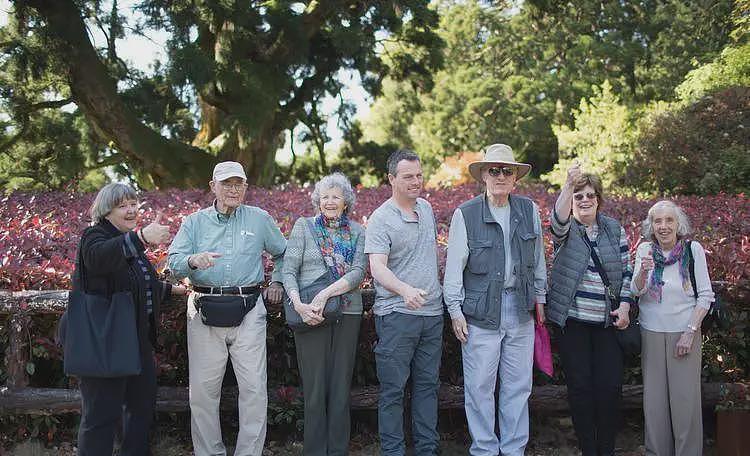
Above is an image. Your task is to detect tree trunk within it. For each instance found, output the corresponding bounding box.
[26,0,216,189]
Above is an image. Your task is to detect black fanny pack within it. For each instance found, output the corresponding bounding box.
[195,290,260,327]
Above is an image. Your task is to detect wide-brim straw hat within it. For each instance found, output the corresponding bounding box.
[468,144,532,183]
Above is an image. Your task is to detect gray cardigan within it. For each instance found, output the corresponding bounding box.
[281,216,366,315]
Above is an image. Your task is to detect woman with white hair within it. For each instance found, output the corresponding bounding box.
[632,200,714,456]
[282,172,366,455]
[72,183,186,455]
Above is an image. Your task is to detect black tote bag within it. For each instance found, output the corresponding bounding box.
[62,238,142,377]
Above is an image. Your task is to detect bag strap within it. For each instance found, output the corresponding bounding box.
[686,240,698,299]
[581,232,615,311]
[75,235,90,293]
[582,232,611,287]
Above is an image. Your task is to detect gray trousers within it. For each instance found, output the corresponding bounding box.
[642,328,703,456]
[294,314,362,456]
[374,312,444,456]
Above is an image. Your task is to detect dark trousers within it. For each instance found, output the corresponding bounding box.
[558,319,623,456]
[374,312,444,456]
[77,350,157,456]
[294,314,362,456]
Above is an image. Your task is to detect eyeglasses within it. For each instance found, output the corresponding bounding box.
[487,166,516,177]
[219,182,247,191]
[573,192,597,201]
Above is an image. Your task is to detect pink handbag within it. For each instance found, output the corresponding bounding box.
[534,319,554,377]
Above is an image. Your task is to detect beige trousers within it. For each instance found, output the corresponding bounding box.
[187,293,267,456]
[641,328,703,456]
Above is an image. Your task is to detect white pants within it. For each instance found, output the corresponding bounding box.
[462,317,534,456]
[187,293,267,456]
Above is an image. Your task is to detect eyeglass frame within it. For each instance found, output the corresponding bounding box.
[218,182,248,191]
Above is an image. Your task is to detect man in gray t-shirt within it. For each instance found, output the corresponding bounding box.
[365,197,443,316]
[365,150,444,456]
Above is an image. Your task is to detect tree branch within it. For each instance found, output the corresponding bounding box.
[22,0,215,188]
[27,98,74,112]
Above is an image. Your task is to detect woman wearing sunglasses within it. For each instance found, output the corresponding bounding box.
[547,164,635,456]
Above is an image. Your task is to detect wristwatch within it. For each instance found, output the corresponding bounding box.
[686,324,698,332]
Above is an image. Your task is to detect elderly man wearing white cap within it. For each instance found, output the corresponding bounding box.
[168,161,286,456]
[443,144,547,456]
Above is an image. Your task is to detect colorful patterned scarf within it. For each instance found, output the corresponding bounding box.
[312,214,355,307]
[648,239,692,302]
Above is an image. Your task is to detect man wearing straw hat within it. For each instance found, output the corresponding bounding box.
[443,144,547,456]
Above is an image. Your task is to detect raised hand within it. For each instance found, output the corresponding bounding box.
[188,252,222,270]
[565,162,582,187]
[640,252,655,273]
[141,210,171,245]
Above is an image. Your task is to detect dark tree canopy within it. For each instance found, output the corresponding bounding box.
[1,0,443,189]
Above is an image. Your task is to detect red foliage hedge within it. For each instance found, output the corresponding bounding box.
[2,183,747,294]
[1,183,748,387]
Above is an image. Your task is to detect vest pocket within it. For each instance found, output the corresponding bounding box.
[462,291,487,318]
[467,239,493,274]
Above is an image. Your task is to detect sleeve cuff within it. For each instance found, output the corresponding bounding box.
[448,307,464,319]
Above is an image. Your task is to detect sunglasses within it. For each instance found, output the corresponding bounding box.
[573,192,597,201]
[487,166,516,177]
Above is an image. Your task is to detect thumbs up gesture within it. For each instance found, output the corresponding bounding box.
[141,210,171,245]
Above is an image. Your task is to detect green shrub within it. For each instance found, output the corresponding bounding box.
[625,86,750,196]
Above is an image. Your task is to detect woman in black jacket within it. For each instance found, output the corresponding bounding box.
[73,183,186,455]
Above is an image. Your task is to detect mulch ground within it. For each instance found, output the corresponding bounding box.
[5,412,716,455]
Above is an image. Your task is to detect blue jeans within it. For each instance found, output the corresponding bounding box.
[374,312,444,456]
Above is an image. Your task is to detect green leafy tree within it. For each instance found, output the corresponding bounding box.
[541,81,640,190]
[362,0,734,176]
[1,0,443,189]
[676,42,750,102]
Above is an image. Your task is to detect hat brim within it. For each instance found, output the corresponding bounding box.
[213,172,247,182]
[468,161,531,183]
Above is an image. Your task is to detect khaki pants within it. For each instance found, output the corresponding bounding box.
[641,328,703,456]
[187,293,267,456]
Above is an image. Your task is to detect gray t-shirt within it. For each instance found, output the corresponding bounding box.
[364,198,443,316]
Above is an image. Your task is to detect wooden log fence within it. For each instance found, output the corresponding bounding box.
[0,382,741,416]
[0,283,745,417]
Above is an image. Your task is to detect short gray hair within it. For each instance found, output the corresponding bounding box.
[89,183,139,223]
[641,200,692,241]
[311,172,356,215]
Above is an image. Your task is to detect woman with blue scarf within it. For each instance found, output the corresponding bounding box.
[282,172,366,456]
[632,200,714,456]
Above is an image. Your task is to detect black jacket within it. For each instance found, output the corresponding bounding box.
[71,219,171,353]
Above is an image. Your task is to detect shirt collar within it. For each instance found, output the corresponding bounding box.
[387,198,420,223]
[211,200,239,223]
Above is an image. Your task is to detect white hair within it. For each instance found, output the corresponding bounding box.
[311,172,356,214]
[641,200,692,241]
[89,183,138,223]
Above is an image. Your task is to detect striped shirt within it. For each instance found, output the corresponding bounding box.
[551,217,634,323]
[124,232,154,315]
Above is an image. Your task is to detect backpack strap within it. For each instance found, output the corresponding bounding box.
[686,240,698,299]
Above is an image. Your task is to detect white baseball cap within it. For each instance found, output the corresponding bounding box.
[212,161,247,182]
